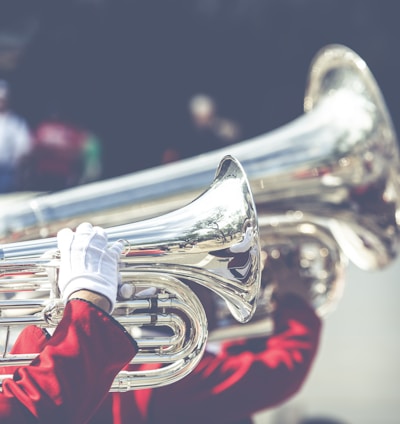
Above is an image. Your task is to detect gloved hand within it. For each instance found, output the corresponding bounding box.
[57,222,124,312]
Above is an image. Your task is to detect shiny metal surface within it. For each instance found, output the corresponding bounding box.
[0,155,261,391]
[0,44,398,351]
[0,274,209,391]
[0,45,398,272]
[210,218,346,342]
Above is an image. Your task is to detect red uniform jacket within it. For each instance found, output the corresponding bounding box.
[0,299,138,424]
[0,295,321,424]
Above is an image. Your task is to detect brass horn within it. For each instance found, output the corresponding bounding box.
[0,44,398,343]
[0,155,261,391]
[1,45,398,272]
[208,43,400,341]
[209,218,346,343]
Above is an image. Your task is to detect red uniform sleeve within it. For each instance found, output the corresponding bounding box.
[0,299,138,424]
[147,294,322,424]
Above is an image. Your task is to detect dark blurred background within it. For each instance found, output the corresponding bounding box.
[1,0,399,180]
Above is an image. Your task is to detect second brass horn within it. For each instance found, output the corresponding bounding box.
[0,155,261,391]
[1,44,399,273]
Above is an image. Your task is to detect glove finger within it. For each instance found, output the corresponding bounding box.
[75,222,94,235]
[136,287,157,298]
[69,224,98,269]
[93,225,107,239]
[57,228,74,252]
[89,227,109,251]
[109,240,125,259]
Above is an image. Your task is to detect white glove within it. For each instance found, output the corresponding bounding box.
[57,222,124,312]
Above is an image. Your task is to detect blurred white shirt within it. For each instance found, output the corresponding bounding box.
[0,112,32,166]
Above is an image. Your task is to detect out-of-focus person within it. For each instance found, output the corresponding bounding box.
[0,79,33,192]
[20,114,102,192]
[162,93,242,165]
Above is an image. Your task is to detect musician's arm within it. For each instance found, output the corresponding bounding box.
[0,298,137,424]
[148,294,321,423]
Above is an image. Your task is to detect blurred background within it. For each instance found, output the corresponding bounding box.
[0,1,399,423]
